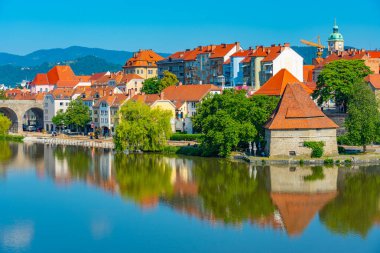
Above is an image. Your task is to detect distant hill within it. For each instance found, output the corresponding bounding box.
[0,56,122,86]
[0,46,170,66]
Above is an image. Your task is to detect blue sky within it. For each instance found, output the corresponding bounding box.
[0,0,379,55]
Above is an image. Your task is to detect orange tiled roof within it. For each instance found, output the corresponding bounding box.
[162,84,221,102]
[254,69,312,96]
[366,74,380,89]
[47,66,76,85]
[93,94,128,107]
[31,73,49,85]
[131,94,161,105]
[265,83,339,130]
[48,88,74,99]
[123,49,164,68]
[210,43,238,59]
[368,51,380,58]
[303,65,315,82]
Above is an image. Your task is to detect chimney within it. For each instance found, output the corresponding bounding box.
[160,91,165,99]
[178,82,183,86]
[222,43,226,48]
[271,44,276,47]
[284,42,290,47]
[198,46,202,51]
[235,42,240,50]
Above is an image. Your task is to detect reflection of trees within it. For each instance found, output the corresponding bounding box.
[0,141,12,163]
[194,161,275,224]
[54,146,91,178]
[114,154,173,206]
[320,171,380,237]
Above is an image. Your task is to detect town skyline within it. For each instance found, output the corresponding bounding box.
[0,0,379,55]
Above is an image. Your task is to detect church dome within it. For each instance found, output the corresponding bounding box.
[328,32,344,41]
[328,23,344,41]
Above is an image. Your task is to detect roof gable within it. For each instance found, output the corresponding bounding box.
[254,69,312,96]
[265,83,338,130]
[162,84,221,102]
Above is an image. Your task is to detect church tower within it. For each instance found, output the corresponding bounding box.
[327,19,344,54]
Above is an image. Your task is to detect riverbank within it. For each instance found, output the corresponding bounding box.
[23,136,115,149]
[235,152,380,165]
[0,134,24,142]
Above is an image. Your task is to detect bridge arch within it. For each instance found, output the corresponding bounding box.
[0,107,19,133]
[0,100,44,133]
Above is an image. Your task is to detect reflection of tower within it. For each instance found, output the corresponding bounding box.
[268,166,338,236]
[328,19,344,54]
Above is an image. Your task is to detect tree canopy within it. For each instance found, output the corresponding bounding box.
[114,100,172,152]
[345,82,380,152]
[193,90,278,157]
[141,71,178,94]
[312,60,372,111]
[64,98,91,131]
[0,114,11,135]
[52,109,66,130]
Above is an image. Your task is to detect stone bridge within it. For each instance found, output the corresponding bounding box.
[0,99,44,133]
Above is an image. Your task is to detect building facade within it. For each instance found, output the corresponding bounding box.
[123,49,164,79]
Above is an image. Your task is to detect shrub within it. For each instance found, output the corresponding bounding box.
[300,159,304,166]
[335,160,340,164]
[176,146,203,156]
[324,158,334,165]
[304,141,325,158]
[169,133,203,142]
[0,134,23,142]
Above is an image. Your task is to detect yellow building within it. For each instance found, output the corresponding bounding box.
[123,49,164,79]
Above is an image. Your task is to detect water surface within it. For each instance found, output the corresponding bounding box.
[0,142,379,253]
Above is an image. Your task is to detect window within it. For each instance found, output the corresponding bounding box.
[66,102,69,106]
[60,102,63,106]
[190,102,196,108]
[148,70,153,75]
[94,110,98,115]
[94,118,98,122]
[44,103,48,107]
[141,70,144,74]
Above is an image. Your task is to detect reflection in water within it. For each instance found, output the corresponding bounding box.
[1,142,380,238]
[268,165,338,236]
[115,154,173,208]
[320,166,380,237]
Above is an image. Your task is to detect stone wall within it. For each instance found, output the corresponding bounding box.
[265,128,338,157]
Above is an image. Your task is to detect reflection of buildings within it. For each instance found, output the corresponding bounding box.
[44,145,117,192]
[268,166,338,236]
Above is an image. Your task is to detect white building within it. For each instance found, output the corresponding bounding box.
[43,89,73,132]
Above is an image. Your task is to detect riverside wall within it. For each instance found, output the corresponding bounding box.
[23,137,115,149]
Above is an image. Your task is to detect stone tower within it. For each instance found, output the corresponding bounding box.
[327,19,344,54]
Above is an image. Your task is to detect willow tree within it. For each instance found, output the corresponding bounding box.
[114,100,172,152]
[0,114,11,135]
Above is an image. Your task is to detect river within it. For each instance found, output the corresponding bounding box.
[0,142,379,253]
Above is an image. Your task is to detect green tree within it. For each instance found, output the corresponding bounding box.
[0,114,11,135]
[52,109,66,131]
[345,82,380,152]
[159,70,178,91]
[141,71,178,94]
[114,100,172,152]
[141,77,161,94]
[313,60,372,111]
[0,90,8,100]
[193,90,278,157]
[250,95,280,143]
[64,98,91,132]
